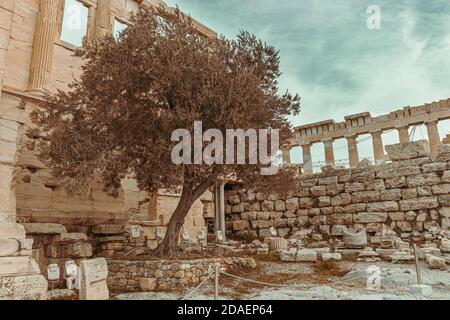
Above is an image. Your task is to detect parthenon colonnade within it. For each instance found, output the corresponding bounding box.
[282,99,450,171]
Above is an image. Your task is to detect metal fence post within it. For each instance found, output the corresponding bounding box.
[413,244,422,285]
[214,265,219,300]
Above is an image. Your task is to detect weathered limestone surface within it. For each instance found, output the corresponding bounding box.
[0,274,48,300]
[342,228,367,248]
[426,255,446,270]
[79,258,109,300]
[0,109,47,299]
[269,237,288,250]
[385,140,430,161]
[0,256,40,276]
[23,223,67,235]
[226,142,450,244]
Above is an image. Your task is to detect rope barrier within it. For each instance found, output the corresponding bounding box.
[179,243,447,299]
[416,247,450,262]
[390,249,415,264]
[220,269,379,289]
[220,249,415,289]
[220,271,314,289]
[181,271,215,300]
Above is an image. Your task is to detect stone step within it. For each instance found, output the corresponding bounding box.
[0,256,41,276]
[52,232,88,243]
[0,223,26,239]
[23,223,67,235]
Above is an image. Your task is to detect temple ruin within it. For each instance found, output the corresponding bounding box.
[0,0,449,300]
[282,99,450,172]
[0,0,217,299]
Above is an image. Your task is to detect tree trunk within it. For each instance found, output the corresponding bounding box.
[152,169,218,257]
[152,188,194,256]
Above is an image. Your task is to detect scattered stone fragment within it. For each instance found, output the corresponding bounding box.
[295,249,317,262]
[417,247,441,260]
[280,248,297,262]
[47,289,76,300]
[269,237,288,250]
[385,140,430,161]
[343,228,367,248]
[375,249,397,260]
[357,248,381,262]
[426,255,447,270]
[321,252,342,261]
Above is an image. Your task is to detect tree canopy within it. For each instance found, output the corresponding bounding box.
[31,6,301,255]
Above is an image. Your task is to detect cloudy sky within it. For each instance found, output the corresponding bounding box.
[165,0,450,166]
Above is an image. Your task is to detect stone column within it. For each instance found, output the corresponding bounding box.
[28,0,60,92]
[0,2,15,97]
[323,138,335,167]
[214,183,226,242]
[371,130,385,165]
[281,146,291,165]
[425,120,440,157]
[0,119,48,299]
[397,126,410,144]
[301,144,313,174]
[346,135,359,168]
[95,0,112,37]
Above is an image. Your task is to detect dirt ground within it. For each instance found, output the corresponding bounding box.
[115,259,450,300]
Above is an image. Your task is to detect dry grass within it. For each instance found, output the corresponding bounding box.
[214,256,357,300]
[217,259,354,300]
[255,252,281,262]
[313,260,351,277]
[228,233,258,243]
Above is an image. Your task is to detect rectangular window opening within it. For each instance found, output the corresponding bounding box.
[114,19,128,40]
[60,0,89,47]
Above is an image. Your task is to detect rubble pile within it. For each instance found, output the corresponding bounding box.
[225,143,450,268]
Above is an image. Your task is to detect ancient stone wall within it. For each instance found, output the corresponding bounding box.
[0,0,215,239]
[225,142,450,246]
[107,256,256,292]
[0,1,216,296]
[0,9,47,294]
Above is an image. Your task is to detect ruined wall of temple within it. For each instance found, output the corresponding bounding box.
[1,1,215,295]
[1,0,153,225]
[0,0,214,228]
[225,142,450,246]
